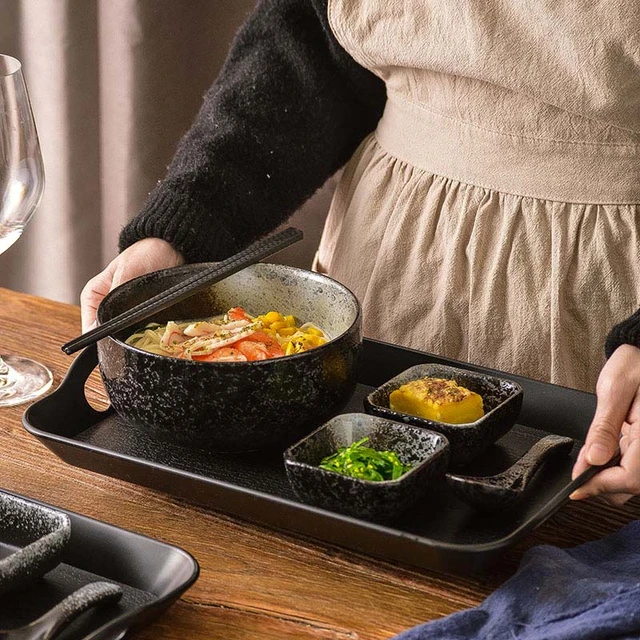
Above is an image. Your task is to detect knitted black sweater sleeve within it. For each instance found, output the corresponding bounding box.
[118,0,386,262]
[605,312,640,358]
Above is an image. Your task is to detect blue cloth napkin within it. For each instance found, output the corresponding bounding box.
[393,520,640,640]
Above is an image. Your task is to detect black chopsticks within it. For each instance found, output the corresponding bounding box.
[62,227,303,355]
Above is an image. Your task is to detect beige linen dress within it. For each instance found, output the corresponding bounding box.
[315,0,640,392]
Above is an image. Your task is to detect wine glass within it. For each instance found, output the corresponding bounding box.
[0,53,52,406]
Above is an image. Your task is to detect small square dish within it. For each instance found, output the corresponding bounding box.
[364,363,523,467]
[283,413,449,522]
[0,492,71,595]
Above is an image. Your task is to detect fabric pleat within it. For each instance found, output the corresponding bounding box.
[320,0,640,390]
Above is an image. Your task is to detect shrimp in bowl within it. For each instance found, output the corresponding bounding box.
[126,307,328,362]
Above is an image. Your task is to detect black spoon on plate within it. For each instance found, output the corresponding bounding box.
[0,581,122,640]
[445,434,575,512]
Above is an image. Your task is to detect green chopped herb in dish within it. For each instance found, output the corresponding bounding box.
[319,437,412,481]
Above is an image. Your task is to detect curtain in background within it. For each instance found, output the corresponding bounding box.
[0,0,333,306]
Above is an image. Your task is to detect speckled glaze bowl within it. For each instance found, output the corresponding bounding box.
[0,492,71,596]
[284,413,450,522]
[364,363,523,468]
[96,262,362,452]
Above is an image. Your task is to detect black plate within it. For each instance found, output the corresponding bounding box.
[23,339,601,575]
[0,489,199,639]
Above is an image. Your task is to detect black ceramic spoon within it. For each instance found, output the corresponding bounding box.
[0,581,123,640]
[445,434,575,512]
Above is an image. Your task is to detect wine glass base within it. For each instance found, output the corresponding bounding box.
[0,355,53,407]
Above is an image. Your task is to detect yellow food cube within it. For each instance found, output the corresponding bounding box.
[389,377,484,424]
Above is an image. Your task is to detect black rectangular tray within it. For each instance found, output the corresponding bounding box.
[23,339,600,576]
[0,488,198,639]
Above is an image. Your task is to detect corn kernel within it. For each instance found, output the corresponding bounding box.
[284,315,296,326]
[278,327,297,336]
[263,311,282,325]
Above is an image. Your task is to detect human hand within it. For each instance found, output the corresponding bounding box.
[80,238,184,332]
[570,344,640,505]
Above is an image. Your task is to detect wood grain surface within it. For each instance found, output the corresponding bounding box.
[1,287,638,639]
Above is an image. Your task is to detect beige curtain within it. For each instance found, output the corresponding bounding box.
[0,0,332,305]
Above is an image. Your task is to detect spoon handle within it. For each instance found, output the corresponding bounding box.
[508,435,574,488]
[33,581,122,640]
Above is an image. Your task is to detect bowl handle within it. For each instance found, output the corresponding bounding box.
[23,344,113,437]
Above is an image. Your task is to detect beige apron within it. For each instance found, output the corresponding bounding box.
[316,0,640,391]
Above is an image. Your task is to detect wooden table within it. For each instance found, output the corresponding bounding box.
[1,286,639,639]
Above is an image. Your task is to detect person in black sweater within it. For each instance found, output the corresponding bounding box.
[81,0,640,503]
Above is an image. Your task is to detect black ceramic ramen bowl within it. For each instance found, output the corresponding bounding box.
[0,491,71,596]
[283,413,450,522]
[96,262,362,452]
[364,363,523,468]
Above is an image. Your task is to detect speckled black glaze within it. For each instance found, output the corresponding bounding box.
[364,363,523,468]
[283,413,450,522]
[446,435,574,512]
[0,493,71,596]
[97,263,361,451]
[0,581,123,638]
